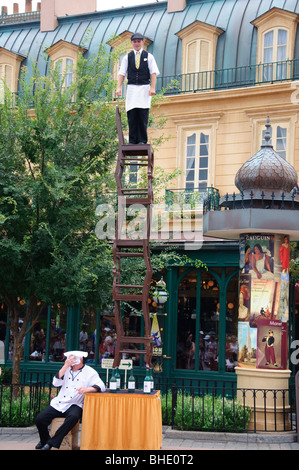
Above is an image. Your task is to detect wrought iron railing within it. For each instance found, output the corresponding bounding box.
[0,10,40,24]
[157,58,299,95]
[0,379,296,433]
[170,385,296,433]
[165,187,220,210]
[203,188,299,214]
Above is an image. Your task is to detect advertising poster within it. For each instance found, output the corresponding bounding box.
[238,233,289,369]
[238,321,257,368]
[256,320,288,370]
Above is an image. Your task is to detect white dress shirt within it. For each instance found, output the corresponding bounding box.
[50,364,106,413]
[118,49,160,112]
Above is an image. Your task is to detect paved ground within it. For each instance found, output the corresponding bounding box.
[1,426,299,451]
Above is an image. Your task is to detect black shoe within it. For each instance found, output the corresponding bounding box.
[41,443,52,450]
[35,441,44,449]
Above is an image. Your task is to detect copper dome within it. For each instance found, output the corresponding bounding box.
[235,118,298,193]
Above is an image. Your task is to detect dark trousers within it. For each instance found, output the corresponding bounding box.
[127,108,149,144]
[34,404,82,449]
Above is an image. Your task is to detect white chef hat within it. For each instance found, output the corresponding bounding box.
[64,350,88,359]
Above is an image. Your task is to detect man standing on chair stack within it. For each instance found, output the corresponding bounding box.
[116,32,160,144]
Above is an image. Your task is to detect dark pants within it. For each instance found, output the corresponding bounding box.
[34,404,82,449]
[127,108,149,144]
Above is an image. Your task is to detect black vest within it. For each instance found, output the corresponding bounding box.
[127,50,150,85]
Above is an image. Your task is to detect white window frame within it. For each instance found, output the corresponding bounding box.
[184,129,210,191]
[173,115,220,192]
[53,57,74,89]
[262,28,288,81]
[247,112,297,167]
[0,63,13,102]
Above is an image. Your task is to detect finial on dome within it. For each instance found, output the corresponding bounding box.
[262,116,273,148]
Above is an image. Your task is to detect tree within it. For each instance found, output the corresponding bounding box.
[0,43,121,386]
[0,39,204,388]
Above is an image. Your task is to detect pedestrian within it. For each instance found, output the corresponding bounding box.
[34,350,105,450]
[116,32,160,144]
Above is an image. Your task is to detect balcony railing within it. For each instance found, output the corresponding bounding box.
[157,58,299,95]
[165,187,220,210]
[0,10,40,25]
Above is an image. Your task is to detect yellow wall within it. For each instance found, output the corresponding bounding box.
[151,81,299,197]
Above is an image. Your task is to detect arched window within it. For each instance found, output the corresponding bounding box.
[263,28,287,81]
[0,48,25,102]
[46,40,86,91]
[53,57,74,88]
[0,63,13,101]
[176,20,224,92]
[252,7,299,83]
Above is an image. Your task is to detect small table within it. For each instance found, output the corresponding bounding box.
[80,390,162,450]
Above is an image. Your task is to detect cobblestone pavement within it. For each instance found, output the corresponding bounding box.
[1,426,299,451]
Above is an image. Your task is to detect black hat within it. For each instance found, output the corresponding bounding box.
[131,32,144,41]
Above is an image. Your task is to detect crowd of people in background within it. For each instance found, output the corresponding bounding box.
[177,330,238,372]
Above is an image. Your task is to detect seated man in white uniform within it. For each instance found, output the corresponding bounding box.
[116,32,160,144]
[34,350,106,450]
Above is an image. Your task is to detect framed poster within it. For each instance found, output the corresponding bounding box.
[256,320,288,370]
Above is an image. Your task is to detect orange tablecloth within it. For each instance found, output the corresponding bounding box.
[80,390,162,450]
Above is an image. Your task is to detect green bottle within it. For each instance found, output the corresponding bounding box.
[109,369,117,393]
[149,368,154,391]
[128,369,135,393]
[115,367,121,390]
[143,368,151,394]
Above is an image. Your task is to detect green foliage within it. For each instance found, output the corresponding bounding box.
[0,386,52,427]
[161,390,252,432]
[0,44,119,311]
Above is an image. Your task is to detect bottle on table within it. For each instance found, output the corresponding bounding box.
[149,368,154,391]
[128,369,135,393]
[109,369,117,393]
[115,367,121,390]
[143,368,151,394]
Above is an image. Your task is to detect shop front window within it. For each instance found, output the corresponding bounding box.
[28,305,67,362]
[225,271,239,372]
[176,269,197,370]
[199,270,219,371]
[175,267,238,373]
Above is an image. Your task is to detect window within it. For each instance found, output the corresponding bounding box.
[252,7,299,83]
[185,130,210,190]
[176,21,224,92]
[174,114,220,193]
[184,39,210,90]
[0,48,25,102]
[0,64,13,100]
[246,110,296,167]
[54,57,74,88]
[262,123,287,159]
[175,267,239,372]
[263,29,288,81]
[46,40,86,90]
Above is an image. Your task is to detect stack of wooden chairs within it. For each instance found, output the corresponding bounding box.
[112,106,154,368]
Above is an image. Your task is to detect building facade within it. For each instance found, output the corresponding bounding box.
[0,0,299,385]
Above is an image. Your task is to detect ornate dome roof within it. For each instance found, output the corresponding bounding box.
[235,118,298,193]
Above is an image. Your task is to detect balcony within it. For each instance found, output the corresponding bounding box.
[165,187,220,210]
[0,10,40,25]
[156,59,299,95]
